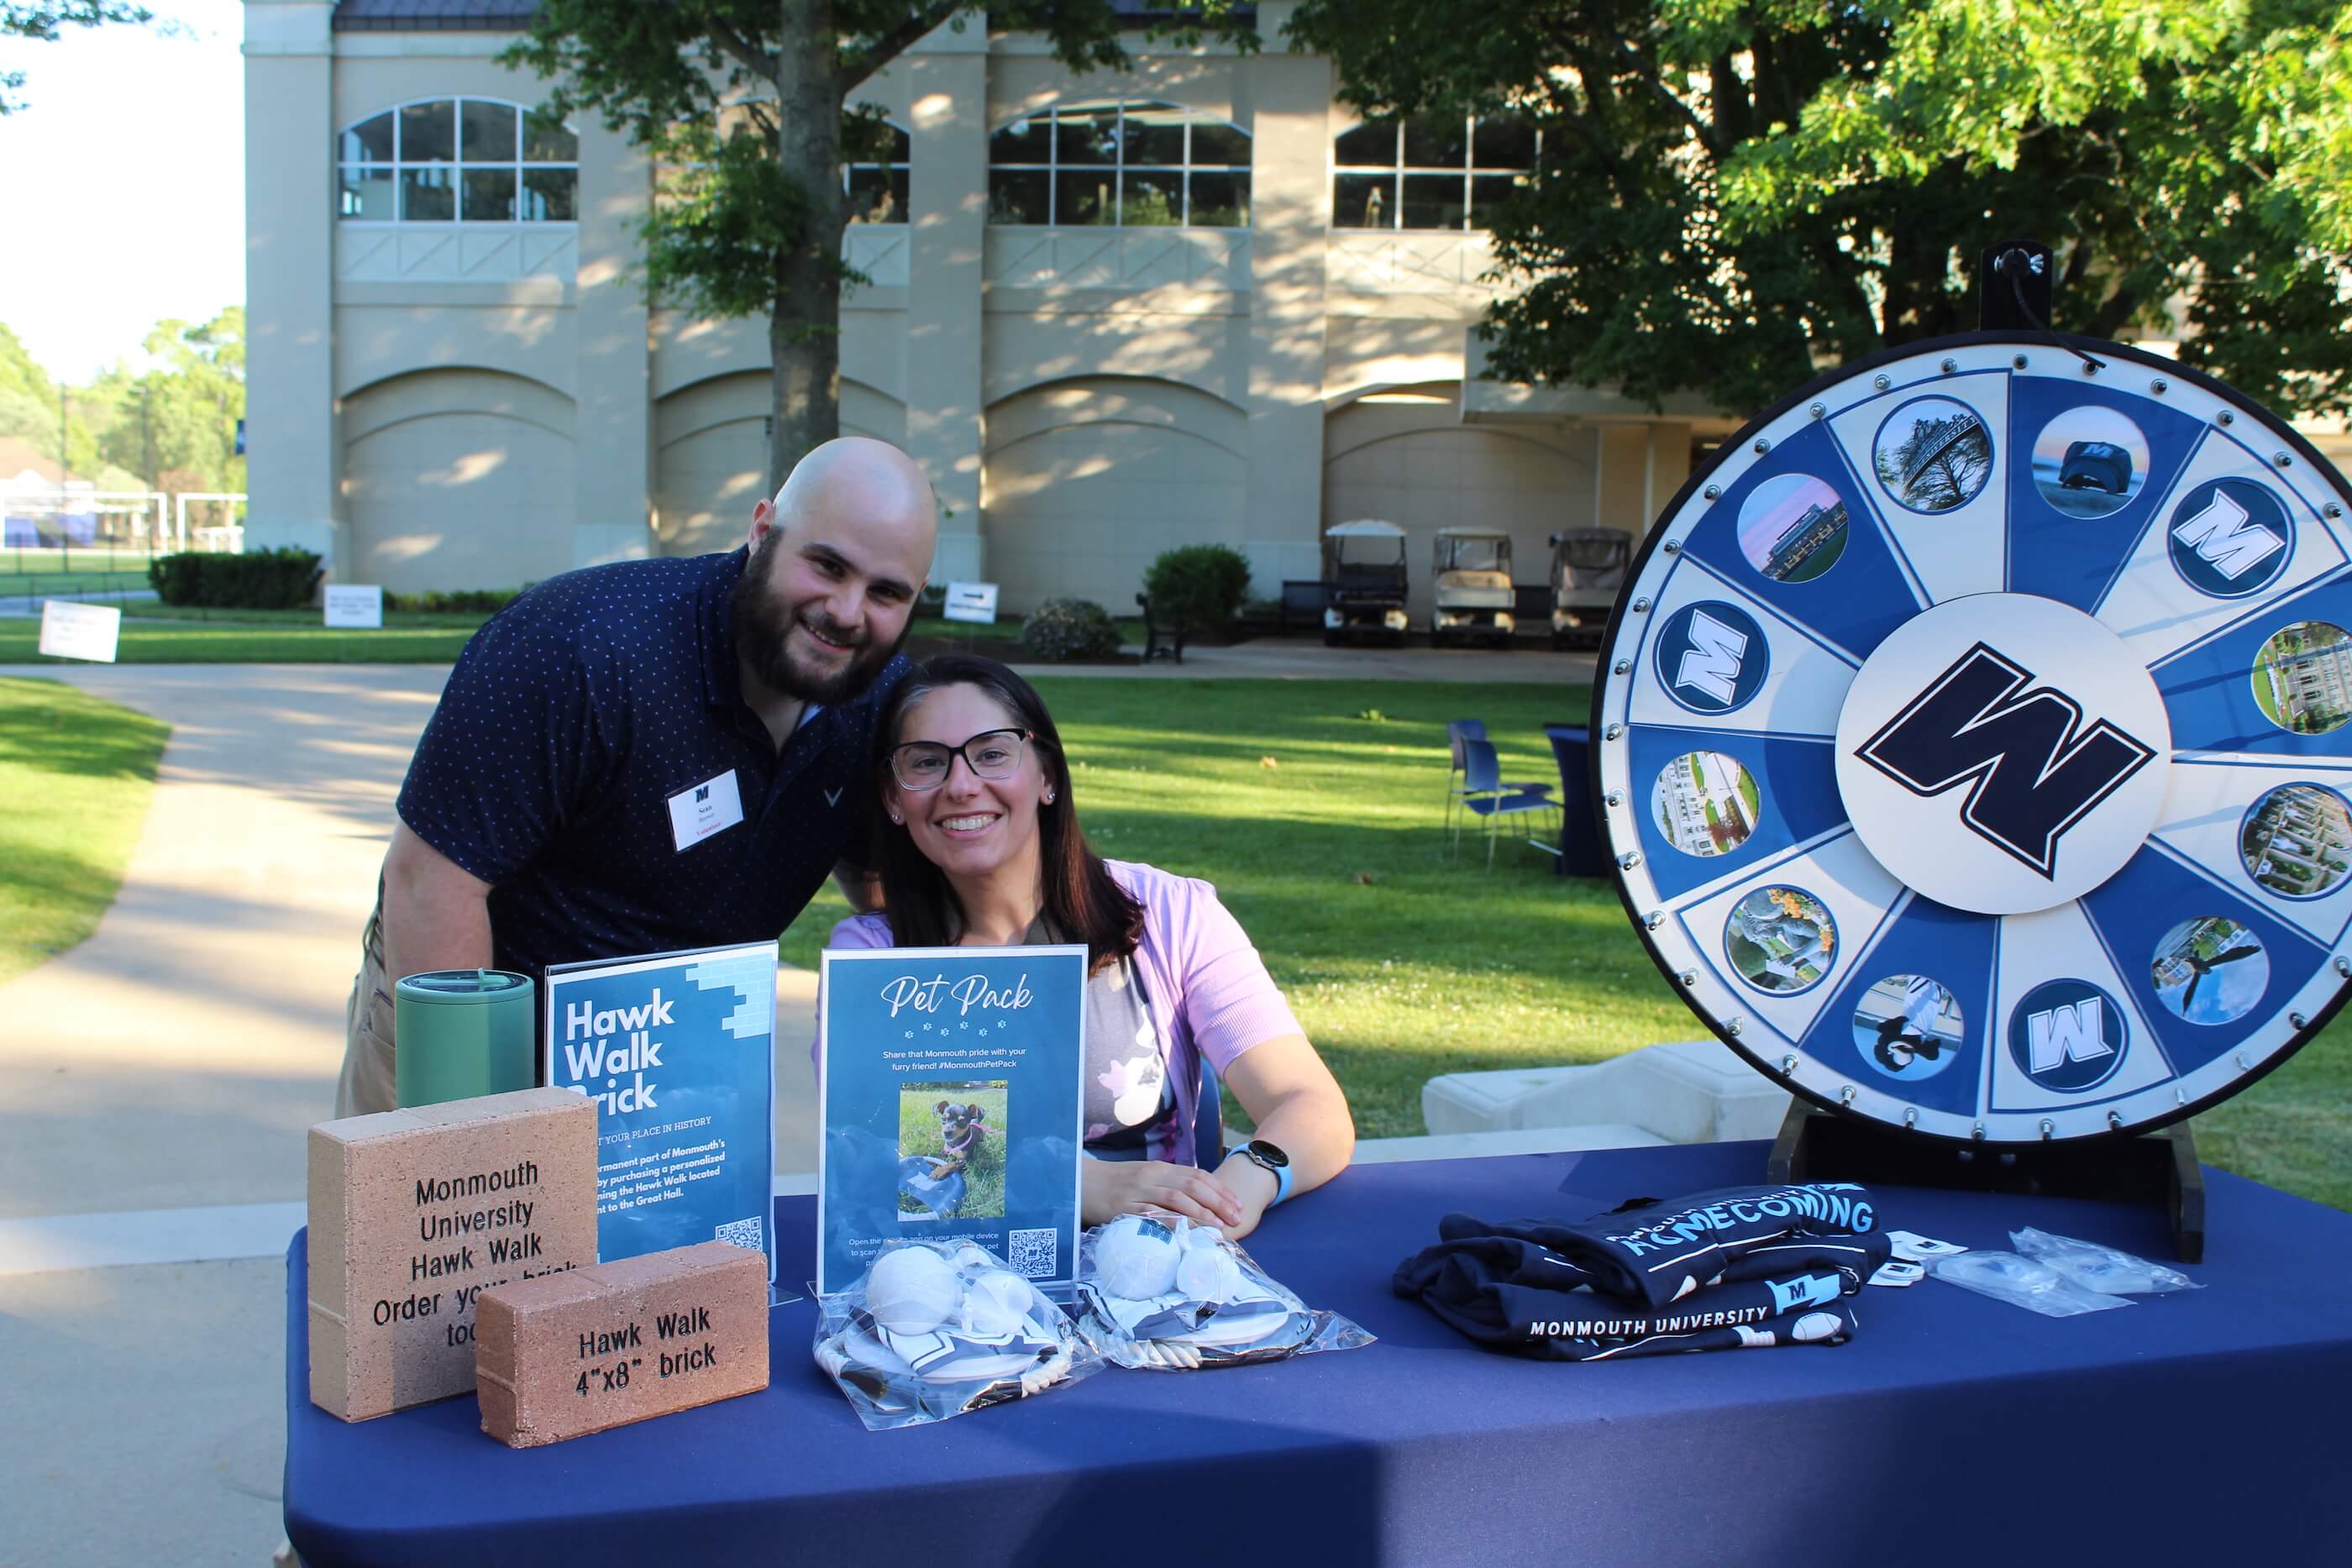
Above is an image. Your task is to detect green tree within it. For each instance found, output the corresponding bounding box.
[89,307,247,494]
[0,312,245,495]
[1286,0,2352,418]
[0,321,104,480]
[3,3,158,114]
[504,3,1251,495]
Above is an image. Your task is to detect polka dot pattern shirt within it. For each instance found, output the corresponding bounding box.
[396,547,906,984]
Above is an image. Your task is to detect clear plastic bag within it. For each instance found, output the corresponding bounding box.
[1931,1251,2136,1317]
[1074,1212,1376,1371]
[2009,1227,2203,1296]
[812,1238,1105,1430]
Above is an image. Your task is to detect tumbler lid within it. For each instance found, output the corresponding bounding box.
[395,968,534,1004]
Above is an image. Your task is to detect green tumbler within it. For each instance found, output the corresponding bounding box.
[394,969,537,1108]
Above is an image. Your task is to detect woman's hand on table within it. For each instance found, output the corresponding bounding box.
[1205,1154,1279,1242]
[1083,1158,1246,1233]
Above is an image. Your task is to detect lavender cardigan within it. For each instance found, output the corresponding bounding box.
[820,859,1303,1165]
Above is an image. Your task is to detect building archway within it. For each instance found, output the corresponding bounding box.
[983,376,1246,613]
[340,367,576,593]
[652,375,907,557]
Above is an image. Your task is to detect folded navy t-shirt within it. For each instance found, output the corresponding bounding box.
[1394,1215,1892,1362]
[1410,1270,1867,1362]
[1434,1183,1882,1308]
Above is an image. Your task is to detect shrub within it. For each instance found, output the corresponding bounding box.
[1020,597,1122,662]
[146,547,323,609]
[1142,544,1252,629]
[382,586,526,614]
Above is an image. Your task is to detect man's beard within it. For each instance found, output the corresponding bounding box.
[732,543,906,705]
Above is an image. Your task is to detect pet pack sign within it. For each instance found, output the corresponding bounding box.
[816,944,1086,1296]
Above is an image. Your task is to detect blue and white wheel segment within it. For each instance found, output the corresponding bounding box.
[1595,334,2352,1144]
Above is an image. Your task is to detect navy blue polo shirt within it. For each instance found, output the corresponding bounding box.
[395,547,906,984]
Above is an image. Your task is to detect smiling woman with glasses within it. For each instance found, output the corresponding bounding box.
[823,653,1354,1239]
[886,727,1033,789]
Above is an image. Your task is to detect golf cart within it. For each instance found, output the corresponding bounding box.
[1547,527,1630,648]
[1320,519,1411,645]
[1431,527,1517,648]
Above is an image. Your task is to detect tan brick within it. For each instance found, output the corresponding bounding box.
[476,1241,769,1447]
[307,1087,599,1423]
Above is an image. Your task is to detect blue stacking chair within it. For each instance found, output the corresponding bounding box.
[1445,720,1550,850]
[1459,737,1559,868]
[1194,1051,1225,1167]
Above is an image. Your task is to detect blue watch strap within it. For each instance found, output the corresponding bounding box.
[1231,1141,1294,1205]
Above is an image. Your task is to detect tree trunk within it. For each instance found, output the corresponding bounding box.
[769,0,847,496]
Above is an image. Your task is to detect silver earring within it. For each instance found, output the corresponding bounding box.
[890,814,903,825]
[1042,791,1055,804]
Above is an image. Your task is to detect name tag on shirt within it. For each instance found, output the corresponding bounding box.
[667,769,745,852]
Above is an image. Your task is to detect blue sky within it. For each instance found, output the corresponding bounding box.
[0,0,244,381]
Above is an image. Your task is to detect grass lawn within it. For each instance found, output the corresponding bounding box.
[0,620,484,664]
[0,677,169,985]
[124,602,497,629]
[0,571,153,599]
[2193,1027,2352,1212]
[0,549,158,607]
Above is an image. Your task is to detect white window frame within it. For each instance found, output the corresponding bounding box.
[843,119,912,224]
[335,96,581,227]
[987,99,1252,229]
[1331,115,1541,233]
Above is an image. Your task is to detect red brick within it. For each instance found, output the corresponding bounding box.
[475,1240,769,1447]
[307,1088,599,1422]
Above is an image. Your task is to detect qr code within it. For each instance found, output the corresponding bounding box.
[1005,1228,1058,1278]
[714,1217,764,1251]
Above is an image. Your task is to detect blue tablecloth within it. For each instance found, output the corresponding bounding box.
[285,1141,2350,1566]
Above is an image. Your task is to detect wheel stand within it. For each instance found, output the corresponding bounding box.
[1766,1102,2205,1262]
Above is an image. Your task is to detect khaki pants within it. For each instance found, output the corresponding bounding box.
[334,901,396,1119]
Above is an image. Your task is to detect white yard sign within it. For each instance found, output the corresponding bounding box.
[38,600,121,663]
[323,585,385,629]
[942,581,999,625]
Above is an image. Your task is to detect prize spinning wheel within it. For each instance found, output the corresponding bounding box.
[1594,333,2352,1144]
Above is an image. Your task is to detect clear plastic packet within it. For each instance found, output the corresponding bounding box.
[1073,1212,1376,1371]
[1931,1251,2136,1318]
[812,1238,1104,1430]
[2008,1227,2204,1296]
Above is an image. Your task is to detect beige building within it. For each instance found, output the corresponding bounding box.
[243,0,1718,617]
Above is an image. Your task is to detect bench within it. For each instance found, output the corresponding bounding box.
[1136,593,1187,664]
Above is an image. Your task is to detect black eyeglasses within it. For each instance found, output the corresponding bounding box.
[886,728,1034,790]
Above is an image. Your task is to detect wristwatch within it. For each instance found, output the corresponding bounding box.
[1225,1139,1294,1206]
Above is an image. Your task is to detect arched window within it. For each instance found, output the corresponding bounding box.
[845,122,911,224]
[1332,115,1537,231]
[336,99,580,223]
[988,100,1250,228]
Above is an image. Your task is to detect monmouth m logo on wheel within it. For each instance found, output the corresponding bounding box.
[1852,642,2157,879]
[1653,601,1769,716]
[2006,978,2129,1093]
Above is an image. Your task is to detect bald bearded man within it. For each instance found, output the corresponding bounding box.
[334,438,938,1116]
